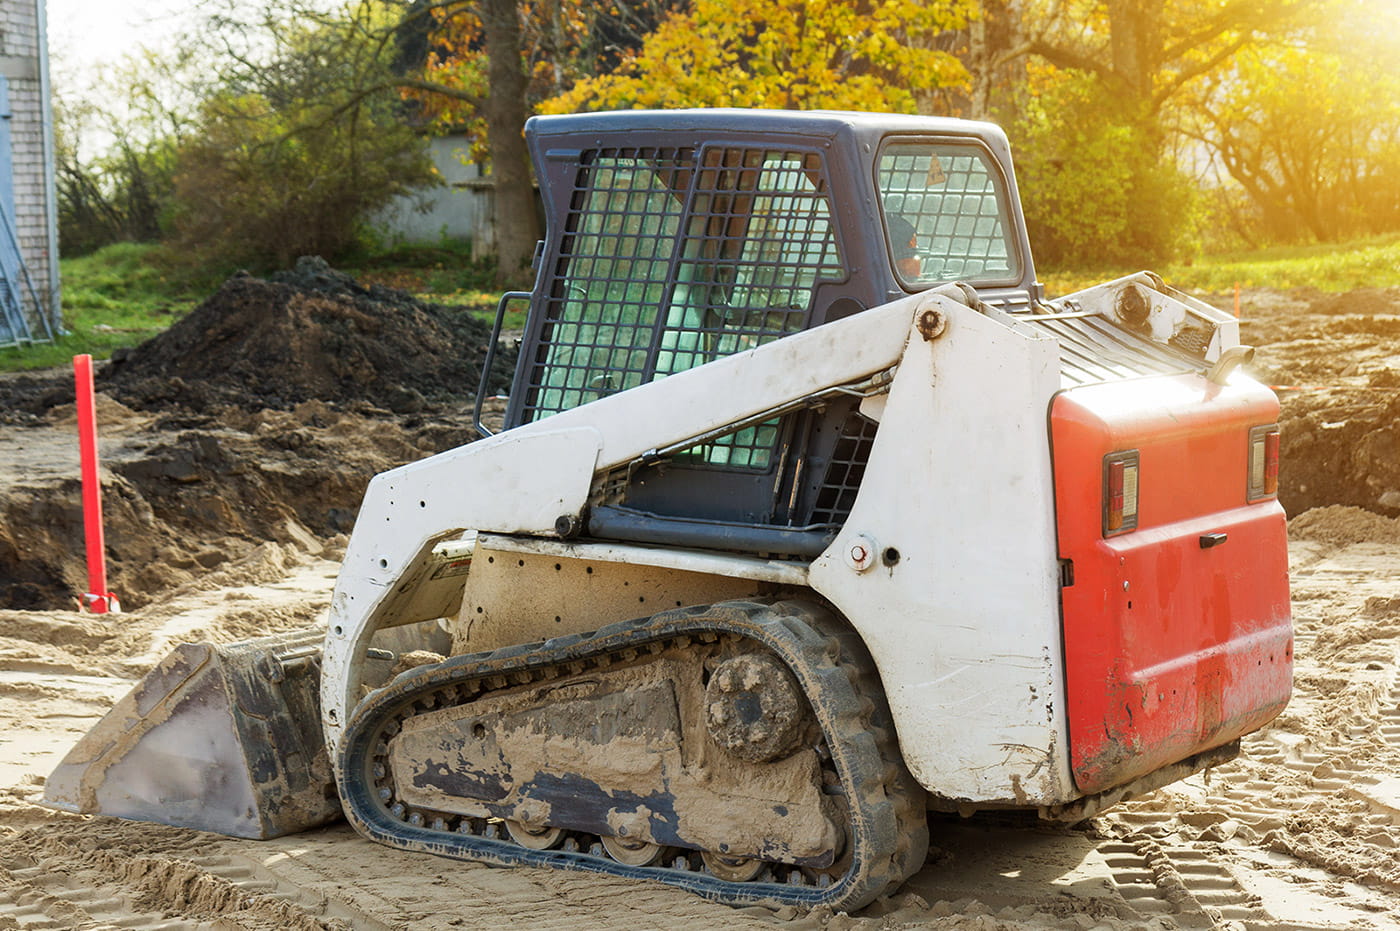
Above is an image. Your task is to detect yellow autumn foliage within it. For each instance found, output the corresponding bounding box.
[542,0,974,114]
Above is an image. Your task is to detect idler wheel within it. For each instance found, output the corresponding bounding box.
[704,652,808,763]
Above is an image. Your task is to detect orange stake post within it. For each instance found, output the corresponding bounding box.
[74,354,119,614]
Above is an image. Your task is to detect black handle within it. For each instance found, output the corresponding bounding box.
[474,291,532,438]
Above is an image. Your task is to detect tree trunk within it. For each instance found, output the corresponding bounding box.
[966,0,1023,123]
[482,0,540,288]
[1106,0,1154,107]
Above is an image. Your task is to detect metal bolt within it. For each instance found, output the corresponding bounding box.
[917,308,948,341]
[846,535,878,572]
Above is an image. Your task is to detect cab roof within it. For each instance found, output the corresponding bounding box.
[526,108,1009,148]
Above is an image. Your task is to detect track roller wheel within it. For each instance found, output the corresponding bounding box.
[505,820,564,850]
[601,835,666,866]
[701,850,764,882]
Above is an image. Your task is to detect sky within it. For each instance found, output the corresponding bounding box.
[46,0,195,81]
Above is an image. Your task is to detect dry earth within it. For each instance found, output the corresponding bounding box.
[0,272,1398,930]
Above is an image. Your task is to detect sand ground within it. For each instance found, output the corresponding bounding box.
[1,282,1398,930]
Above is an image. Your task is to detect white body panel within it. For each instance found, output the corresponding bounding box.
[452,535,788,653]
[321,295,924,749]
[321,292,1083,806]
[1053,271,1241,363]
[807,305,1074,806]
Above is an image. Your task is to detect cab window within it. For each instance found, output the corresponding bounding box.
[877,142,1019,288]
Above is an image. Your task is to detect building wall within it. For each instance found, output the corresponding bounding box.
[0,0,58,341]
[375,136,498,254]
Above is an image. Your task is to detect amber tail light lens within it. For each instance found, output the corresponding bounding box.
[1248,424,1280,501]
[1103,451,1140,536]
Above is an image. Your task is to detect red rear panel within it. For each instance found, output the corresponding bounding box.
[1052,374,1292,795]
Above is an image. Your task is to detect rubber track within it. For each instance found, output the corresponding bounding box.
[337,600,929,912]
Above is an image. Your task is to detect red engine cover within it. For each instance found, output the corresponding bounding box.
[1052,374,1292,796]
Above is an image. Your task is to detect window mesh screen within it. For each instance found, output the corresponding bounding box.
[524,145,845,471]
[879,144,1017,284]
[524,147,692,421]
[656,148,842,377]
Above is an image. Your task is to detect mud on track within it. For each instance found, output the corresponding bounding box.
[1,278,1399,929]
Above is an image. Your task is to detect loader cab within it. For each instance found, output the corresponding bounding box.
[502,110,1039,557]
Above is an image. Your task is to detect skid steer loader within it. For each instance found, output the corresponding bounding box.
[46,110,1292,912]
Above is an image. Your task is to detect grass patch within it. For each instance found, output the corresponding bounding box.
[479,293,531,331]
[5,233,1397,374]
[0,243,206,372]
[342,240,498,305]
[1164,234,1400,293]
[1041,233,1400,297]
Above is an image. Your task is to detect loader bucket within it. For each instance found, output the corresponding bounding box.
[43,628,342,839]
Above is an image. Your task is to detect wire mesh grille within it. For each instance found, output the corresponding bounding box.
[665,147,843,470]
[810,411,880,525]
[878,143,1017,285]
[657,148,841,377]
[524,145,846,471]
[524,147,693,421]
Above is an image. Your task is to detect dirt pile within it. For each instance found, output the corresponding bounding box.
[0,397,469,611]
[0,259,506,611]
[1236,286,1400,517]
[104,256,515,414]
[1281,388,1400,515]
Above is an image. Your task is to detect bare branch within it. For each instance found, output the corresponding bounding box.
[1023,37,1119,86]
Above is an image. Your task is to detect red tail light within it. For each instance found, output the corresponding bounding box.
[1248,424,1280,501]
[1103,451,1140,536]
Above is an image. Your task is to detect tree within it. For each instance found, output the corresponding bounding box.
[998,0,1315,265]
[168,3,437,269]
[398,0,683,285]
[1018,0,1311,121]
[52,49,201,254]
[1013,66,1197,266]
[1184,3,1400,244]
[960,0,1027,122]
[544,0,974,114]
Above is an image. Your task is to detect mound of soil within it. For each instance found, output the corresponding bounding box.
[0,259,510,611]
[0,396,477,611]
[104,256,515,415]
[1289,505,1400,548]
[1278,385,1400,516]
[1253,287,1400,517]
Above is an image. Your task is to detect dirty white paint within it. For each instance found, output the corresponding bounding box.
[319,294,925,752]
[807,301,1075,806]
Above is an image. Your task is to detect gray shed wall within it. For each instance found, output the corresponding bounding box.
[375,136,497,254]
[0,0,58,342]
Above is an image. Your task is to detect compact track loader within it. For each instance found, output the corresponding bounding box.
[47,110,1292,912]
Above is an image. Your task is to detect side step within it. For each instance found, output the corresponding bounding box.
[43,629,342,839]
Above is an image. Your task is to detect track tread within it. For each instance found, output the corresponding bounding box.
[337,599,927,912]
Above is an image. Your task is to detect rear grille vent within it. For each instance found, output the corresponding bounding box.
[1021,310,1210,387]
